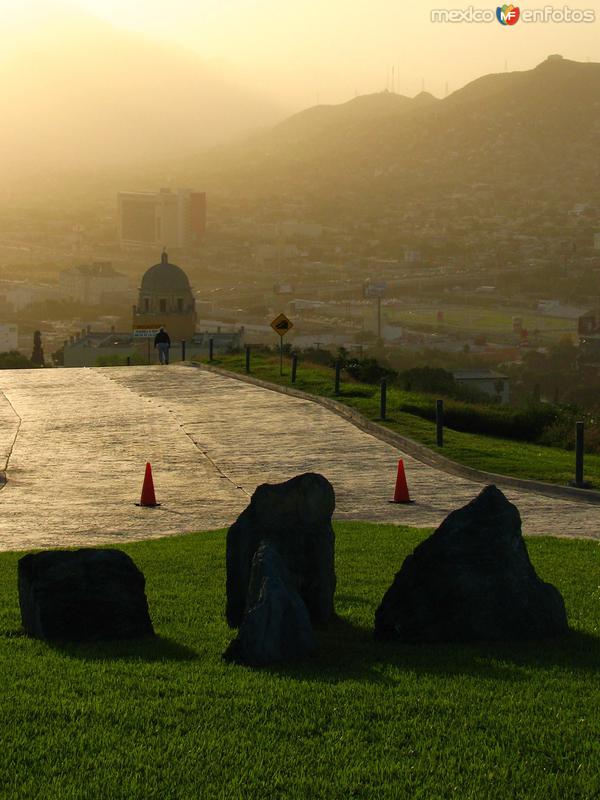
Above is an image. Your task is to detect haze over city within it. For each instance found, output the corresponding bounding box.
[2,0,600,174]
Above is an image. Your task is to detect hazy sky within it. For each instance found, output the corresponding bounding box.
[2,0,599,105]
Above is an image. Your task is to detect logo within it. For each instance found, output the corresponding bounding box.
[496,4,521,23]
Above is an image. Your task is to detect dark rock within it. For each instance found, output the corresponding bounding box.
[375,485,568,642]
[18,548,154,641]
[226,472,336,628]
[224,542,315,666]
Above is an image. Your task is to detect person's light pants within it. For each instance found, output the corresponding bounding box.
[157,343,170,364]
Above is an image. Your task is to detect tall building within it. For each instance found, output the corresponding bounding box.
[0,324,18,352]
[132,250,197,341]
[118,188,206,250]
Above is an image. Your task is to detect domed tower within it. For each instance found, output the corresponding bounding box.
[132,250,197,341]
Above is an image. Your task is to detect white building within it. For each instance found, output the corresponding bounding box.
[2,284,59,312]
[0,324,18,351]
[58,263,130,306]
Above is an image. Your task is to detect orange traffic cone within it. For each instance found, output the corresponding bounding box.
[389,459,414,504]
[136,462,161,507]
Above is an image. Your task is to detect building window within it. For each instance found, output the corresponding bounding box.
[144,298,149,312]
[177,298,184,312]
[159,299,167,313]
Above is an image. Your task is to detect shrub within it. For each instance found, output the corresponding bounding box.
[345,358,397,384]
[0,351,34,369]
[399,397,561,442]
[399,367,457,395]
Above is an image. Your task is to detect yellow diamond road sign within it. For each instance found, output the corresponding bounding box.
[271,313,293,337]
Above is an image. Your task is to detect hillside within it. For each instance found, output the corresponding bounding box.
[185,57,600,212]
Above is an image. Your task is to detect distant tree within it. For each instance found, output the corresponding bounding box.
[31,331,45,367]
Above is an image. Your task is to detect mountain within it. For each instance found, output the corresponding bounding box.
[0,5,285,176]
[183,57,600,213]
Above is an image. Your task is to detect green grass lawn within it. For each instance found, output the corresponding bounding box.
[386,305,575,340]
[0,523,598,799]
[198,353,600,489]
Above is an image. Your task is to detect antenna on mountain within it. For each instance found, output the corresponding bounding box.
[392,66,395,94]
[504,59,509,72]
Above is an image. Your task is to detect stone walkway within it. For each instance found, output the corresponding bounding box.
[0,365,597,552]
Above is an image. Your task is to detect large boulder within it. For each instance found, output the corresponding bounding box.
[224,542,315,666]
[18,548,154,641]
[375,485,568,642]
[226,473,336,628]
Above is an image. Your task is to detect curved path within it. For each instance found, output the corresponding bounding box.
[0,365,597,552]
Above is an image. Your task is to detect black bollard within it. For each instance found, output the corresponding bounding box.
[245,345,251,374]
[334,359,341,396]
[436,399,444,447]
[380,378,387,420]
[126,356,131,367]
[181,340,186,362]
[209,337,214,362]
[291,353,298,384]
[575,421,584,486]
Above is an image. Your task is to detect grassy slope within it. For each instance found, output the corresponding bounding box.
[198,353,600,488]
[0,523,598,799]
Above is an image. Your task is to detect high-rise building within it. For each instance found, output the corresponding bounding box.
[117,188,206,250]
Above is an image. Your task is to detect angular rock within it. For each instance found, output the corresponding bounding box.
[18,548,154,641]
[226,472,336,628]
[224,542,315,666]
[375,485,568,643]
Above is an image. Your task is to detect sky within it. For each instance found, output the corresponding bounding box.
[3,0,598,105]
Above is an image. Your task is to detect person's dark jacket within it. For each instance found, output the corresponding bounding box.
[154,330,171,347]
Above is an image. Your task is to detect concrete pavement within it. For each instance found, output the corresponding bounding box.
[0,365,597,552]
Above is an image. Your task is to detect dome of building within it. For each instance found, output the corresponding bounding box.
[140,251,191,293]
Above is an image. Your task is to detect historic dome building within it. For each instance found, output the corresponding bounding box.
[132,250,197,341]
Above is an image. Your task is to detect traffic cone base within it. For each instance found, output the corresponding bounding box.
[136,462,161,507]
[389,459,415,504]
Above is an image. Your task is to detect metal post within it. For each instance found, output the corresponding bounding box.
[280,337,283,377]
[181,340,186,362]
[334,359,341,395]
[209,337,214,362]
[436,399,444,447]
[245,345,251,374]
[126,356,130,367]
[575,421,584,486]
[291,353,298,384]
[380,378,387,420]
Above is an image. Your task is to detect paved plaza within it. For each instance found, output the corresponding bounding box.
[0,365,597,551]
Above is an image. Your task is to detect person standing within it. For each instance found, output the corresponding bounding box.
[154,327,171,365]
